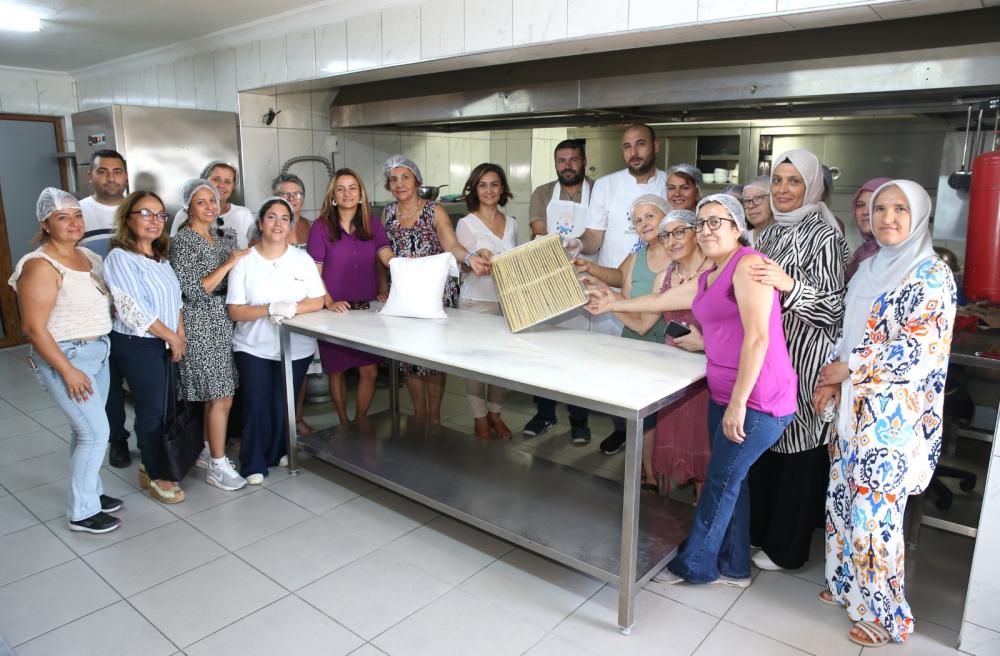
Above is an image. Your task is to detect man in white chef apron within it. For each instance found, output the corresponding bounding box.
[522,139,594,444]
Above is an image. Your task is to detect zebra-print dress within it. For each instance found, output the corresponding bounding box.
[753,212,850,454]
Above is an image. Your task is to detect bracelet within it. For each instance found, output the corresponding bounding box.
[464,252,473,268]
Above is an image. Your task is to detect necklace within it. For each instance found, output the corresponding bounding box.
[674,256,708,285]
[397,201,421,223]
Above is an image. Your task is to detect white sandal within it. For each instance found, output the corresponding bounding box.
[849,621,892,647]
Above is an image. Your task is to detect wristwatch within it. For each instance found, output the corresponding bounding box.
[464,252,473,268]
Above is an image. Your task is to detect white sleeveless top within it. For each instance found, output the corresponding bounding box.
[8,247,113,342]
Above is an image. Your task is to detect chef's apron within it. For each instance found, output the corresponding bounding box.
[547,181,593,332]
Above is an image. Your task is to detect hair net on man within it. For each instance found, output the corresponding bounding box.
[630,193,670,216]
[199,160,239,182]
[696,193,748,235]
[660,209,696,232]
[181,178,220,211]
[665,163,703,192]
[36,188,80,223]
[383,155,423,185]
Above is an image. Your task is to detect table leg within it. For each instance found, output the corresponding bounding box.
[618,412,642,634]
[389,359,400,413]
[280,327,300,476]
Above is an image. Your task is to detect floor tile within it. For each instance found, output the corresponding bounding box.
[297,548,453,640]
[236,515,379,591]
[84,521,227,597]
[0,430,64,467]
[4,391,58,412]
[0,399,19,418]
[373,587,546,656]
[348,645,389,656]
[25,406,72,429]
[863,618,961,655]
[553,586,717,656]
[13,600,177,656]
[0,524,75,586]
[0,414,44,440]
[906,528,975,631]
[523,633,600,655]
[460,548,603,631]
[724,571,860,656]
[47,422,73,442]
[0,450,70,492]
[0,496,39,536]
[644,570,749,619]
[185,489,312,551]
[46,492,177,556]
[14,474,135,522]
[153,467,262,518]
[266,467,374,514]
[129,554,286,648]
[0,559,120,647]
[319,488,438,546]
[694,620,811,655]
[959,621,1000,656]
[185,595,363,656]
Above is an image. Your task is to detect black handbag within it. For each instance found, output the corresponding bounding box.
[160,360,204,481]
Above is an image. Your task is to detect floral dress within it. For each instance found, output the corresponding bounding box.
[825,257,956,642]
[384,201,459,377]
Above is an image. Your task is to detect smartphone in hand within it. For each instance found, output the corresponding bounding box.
[665,320,692,339]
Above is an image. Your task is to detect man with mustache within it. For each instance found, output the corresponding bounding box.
[522,139,594,444]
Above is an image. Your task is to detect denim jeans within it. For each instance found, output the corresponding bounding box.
[668,400,793,583]
[32,336,111,521]
[109,331,169,481]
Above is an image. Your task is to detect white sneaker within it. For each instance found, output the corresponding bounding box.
[752,550,784,571]
[206,458,247,491]
[278,455,288,467]
[652,568,685,585]
[711,575,752,589]
[246,473,264,485]
[194,445,210,470]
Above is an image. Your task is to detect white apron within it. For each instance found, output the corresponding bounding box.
[547,181,593,332]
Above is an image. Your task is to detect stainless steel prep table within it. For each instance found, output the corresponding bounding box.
[278,307,706,633]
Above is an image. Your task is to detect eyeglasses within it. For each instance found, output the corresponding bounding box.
[694,217,738,233]
[277,191,304,200]
[658,226,693,241]
[740,194,769,209]
[130,209,169,223]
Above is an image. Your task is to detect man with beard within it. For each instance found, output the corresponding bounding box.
[522,139,594,443]
[78,150,127,259]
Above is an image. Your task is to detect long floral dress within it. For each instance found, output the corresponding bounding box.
[383,201,459,377]
[825,256,956,642]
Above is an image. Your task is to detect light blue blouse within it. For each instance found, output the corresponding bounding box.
[103,248,183,337]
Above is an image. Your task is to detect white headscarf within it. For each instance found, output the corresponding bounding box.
[770,149,841,234]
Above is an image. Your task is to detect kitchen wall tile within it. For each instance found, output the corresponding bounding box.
[156,62,177,107]
[382,4,421,66]
[490,138,508,170]
[260,35,288,86]
[239,91,277,128]
[421,0,464,59]
[285,28,317,81]
[95,76,113,107]
[703,15,792,37]
[512,0,566,45]
[342,131,377,197]
[112,74,128,105]
[76,77,96,110]
[0,74,39,114]
[425,135,450,191]
[313,129,340,206]
[568,0,627,36]
[276,92,312,130]
[278,129,320,212]
[311,89,337,131]
[193,52,216,110]
[235,41,262,91]
[37,77,77,116]
[505,138,533,200]
[465,0,513,52]
[630,0,698,28]
[140,66,158,107]
[698,0,776,21]
[372,131,403,202]
[347,13,383,71]
[213,49,238,113]
[174,57,197,109]
[316,22,348,76]
[448,137,472,193]
[469,138,490,169]
[778,4,878,28]
[507,202,530,243]
[125,68,143,105]
[400,133,428,178]
[240,126,280,213]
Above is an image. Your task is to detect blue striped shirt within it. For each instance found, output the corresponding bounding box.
[103,248,183,337]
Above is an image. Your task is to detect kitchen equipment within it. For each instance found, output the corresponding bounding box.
[418,184,448,200]
[964,147,1000,304]
[703,173,716,184]
[949,106,975,190]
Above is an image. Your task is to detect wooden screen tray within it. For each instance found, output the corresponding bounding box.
[489,234,588,333]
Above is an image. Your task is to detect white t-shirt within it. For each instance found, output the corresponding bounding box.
[170,203,255,250]
[226,246,326,361]
[455,212,518,302]
[78,196,121,259]
[586,168,668,268]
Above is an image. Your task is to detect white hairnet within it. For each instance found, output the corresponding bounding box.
[743,175,770,193]
[722,183,743,198]
[383,155,423,185]
[661,209,696,228]
[665,163,703,192]
[199,160,239,182]
[696,193,748,235]
[181,178,220,211]
[36,187,80,223]
[631,193,670,216]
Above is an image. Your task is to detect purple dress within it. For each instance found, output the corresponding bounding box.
[307,217,390,373]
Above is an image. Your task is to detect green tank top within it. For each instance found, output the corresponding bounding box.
[621,245,666,344]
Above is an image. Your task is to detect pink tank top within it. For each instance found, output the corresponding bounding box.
[691,247,797,417]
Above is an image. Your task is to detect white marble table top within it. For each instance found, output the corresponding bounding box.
[283,307,706,416]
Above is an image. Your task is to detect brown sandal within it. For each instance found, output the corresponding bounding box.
[473,417,492,440]
[487,413,512,440]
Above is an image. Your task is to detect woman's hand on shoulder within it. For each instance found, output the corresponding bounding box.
[748,256,794,292]
[226,248,251,267]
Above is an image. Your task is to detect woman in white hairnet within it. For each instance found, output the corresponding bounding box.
[8,188,122,533]
[170,160,255,249]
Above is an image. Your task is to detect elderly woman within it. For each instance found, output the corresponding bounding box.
[9,189,120,533]
[813,181,955,646]
[455,163,518,440]
[170,160,255,250]
[308,168,395,425]
[845,177,892,281]
[381,155,488,423]
[665,163,702,211]
[170,178,250,492]
[741,176,774,246]
[588,194,797,586]
[104,191,187,504]
[746,148,850,573]
[227,197,326,483]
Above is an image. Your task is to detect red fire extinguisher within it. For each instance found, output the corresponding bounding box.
[965,148,1000,304]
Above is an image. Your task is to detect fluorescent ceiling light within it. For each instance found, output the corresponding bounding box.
[0,4,42,32]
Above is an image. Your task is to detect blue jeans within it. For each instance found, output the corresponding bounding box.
[668,400,793,583]
[32,337,111,521]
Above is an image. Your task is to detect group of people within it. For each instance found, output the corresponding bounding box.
[9,122,955,648]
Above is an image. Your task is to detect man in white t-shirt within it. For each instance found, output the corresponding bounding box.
[169,160,255,249]
[78,149,127,259]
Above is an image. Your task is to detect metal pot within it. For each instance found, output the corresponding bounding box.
[417,184,447,200]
